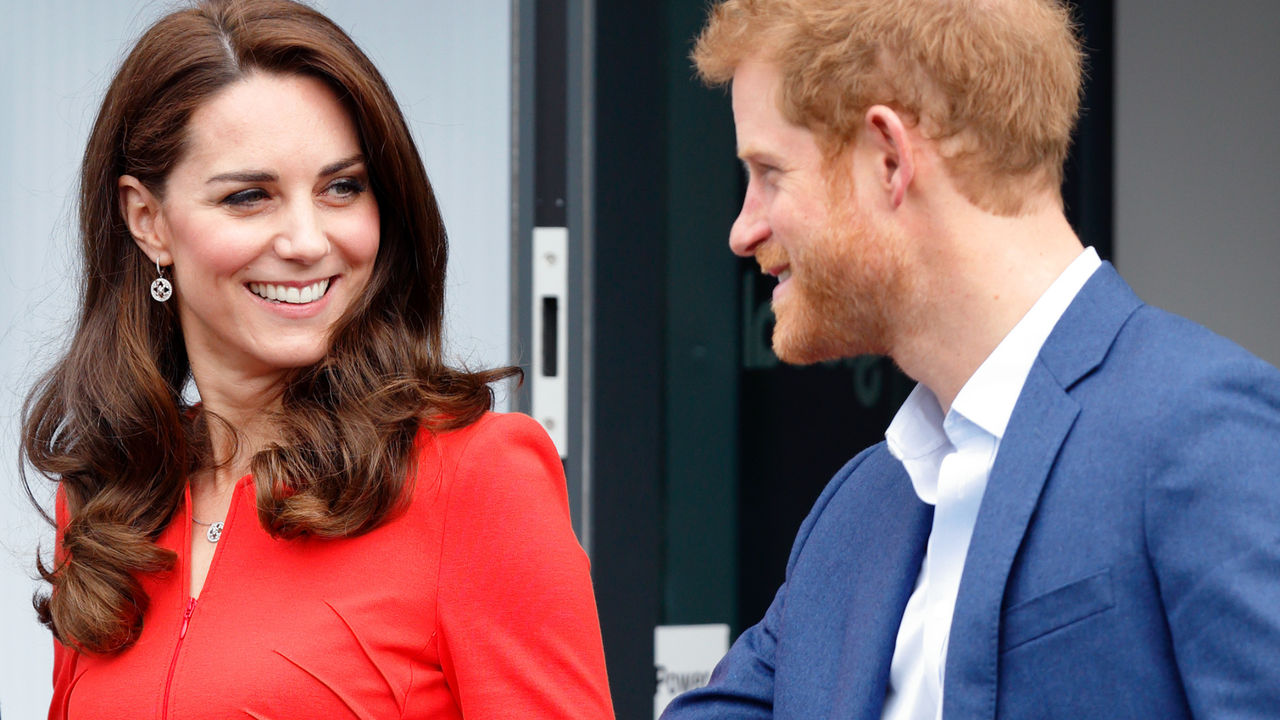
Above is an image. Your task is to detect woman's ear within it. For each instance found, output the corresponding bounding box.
[118,175,172,265]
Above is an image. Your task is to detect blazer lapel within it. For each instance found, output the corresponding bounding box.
[817,451,933,720]
[939,263,1143,720]
[940,363,1079,720]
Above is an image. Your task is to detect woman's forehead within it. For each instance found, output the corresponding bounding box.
[175,73,362,181]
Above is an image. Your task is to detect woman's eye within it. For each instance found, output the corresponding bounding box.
[223,188,268,207]
[327,178,367,199]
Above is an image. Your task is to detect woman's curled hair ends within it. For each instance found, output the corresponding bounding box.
[20,0,517,655]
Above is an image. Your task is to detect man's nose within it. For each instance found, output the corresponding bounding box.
[273,200,330,264]
[729,195,769,257]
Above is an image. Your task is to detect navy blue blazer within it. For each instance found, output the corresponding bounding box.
[664,264,1280,719]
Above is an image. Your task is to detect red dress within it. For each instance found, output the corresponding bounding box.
[49,413,614,719]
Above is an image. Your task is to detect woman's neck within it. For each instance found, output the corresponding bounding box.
[189,359,289,492]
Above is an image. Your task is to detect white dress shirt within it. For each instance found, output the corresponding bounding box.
[878,247,1102,720]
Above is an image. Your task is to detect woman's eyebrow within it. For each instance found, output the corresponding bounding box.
[319,154,366,177]
[204,155,365,184]
[207,169,277,184]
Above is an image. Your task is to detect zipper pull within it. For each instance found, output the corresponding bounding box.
[179,597,196,639]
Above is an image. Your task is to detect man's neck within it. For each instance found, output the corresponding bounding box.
[889,198,1085,413]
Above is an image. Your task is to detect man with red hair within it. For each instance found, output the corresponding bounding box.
[663,1,1280,718]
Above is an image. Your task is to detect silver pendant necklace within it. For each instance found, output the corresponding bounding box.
[192,517,224,543]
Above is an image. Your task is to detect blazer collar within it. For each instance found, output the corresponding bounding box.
[939,263,1142,720]
[1036,262,1143,390]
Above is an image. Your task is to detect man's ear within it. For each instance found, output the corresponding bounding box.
[862,106,915,209]
[118,175,172,265]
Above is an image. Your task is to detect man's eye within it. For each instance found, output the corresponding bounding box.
[750,163,777,182]
[223,189,268,206]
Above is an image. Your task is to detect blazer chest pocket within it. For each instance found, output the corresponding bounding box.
[1000,568,1114,652]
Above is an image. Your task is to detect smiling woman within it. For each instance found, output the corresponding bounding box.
[19,1,613,718]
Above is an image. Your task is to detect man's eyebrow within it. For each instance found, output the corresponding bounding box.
[207,169,277,184]
[319,154,366,177]
[737,145,779,164]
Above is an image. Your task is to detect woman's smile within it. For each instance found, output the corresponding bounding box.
[247,278,331,305]
[243,276,340,320]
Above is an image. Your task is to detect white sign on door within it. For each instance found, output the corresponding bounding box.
[654,624,730,719]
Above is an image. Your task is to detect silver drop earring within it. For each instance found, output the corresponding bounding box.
[150,258,173,302]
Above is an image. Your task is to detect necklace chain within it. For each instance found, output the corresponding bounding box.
[191,516,224,543]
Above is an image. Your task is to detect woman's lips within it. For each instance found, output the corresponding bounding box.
[244,276,338,319]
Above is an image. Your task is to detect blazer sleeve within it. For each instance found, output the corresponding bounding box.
[1144,356,1280,719]
[659,585,783,720]
[434,413,613,720]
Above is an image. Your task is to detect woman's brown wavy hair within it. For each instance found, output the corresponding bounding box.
[20,0,517,655]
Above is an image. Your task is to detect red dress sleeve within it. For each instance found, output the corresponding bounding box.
[48,486,78,720]
[435,413,614,719]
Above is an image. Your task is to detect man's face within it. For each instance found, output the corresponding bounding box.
[730,59,913,364]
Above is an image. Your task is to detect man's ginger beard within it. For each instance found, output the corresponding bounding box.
[758,180,918,365]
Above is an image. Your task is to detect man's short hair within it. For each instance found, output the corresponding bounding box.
[694,0,1084,216]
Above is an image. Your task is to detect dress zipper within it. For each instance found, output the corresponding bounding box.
[162,597,197,720]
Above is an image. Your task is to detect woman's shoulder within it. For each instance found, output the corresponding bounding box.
[418,411,557,463]
[414,411,567,514]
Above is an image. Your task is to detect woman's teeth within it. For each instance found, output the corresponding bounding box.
[249,278,330,304]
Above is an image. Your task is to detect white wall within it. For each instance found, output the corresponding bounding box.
[0,2,511,716]
[1116,0,1280,367]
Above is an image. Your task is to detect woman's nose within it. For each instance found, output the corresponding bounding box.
[273,201,330,263]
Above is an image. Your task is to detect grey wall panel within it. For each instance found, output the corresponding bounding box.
[0,2,511,716]
[1116,0,1280,366]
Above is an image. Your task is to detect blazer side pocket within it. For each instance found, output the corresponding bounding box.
[1000,568,1115,652]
